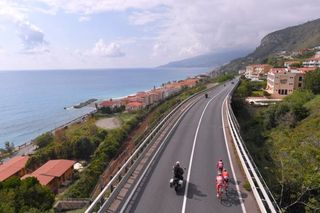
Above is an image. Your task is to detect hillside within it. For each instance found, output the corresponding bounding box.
[159,49,251,68]
[219,18,320,73]
[232,81,320,212]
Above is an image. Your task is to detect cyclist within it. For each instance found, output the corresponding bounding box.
[222,169,230,191]
[216,159,224,174]
[216,173,224,197]
[173,161,184,181]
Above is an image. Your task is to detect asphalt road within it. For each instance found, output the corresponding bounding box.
[122,82,245,213]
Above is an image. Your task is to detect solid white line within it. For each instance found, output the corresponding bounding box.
[181,88,225,213]
[119,99,198,213]
[221,93,247,213]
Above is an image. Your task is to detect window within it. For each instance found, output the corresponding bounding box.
[299,76,303,81]
[280,79,287,84]
[285,90,288,95]
[298,83,302,87]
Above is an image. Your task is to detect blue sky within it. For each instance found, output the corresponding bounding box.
[0,0,320,70]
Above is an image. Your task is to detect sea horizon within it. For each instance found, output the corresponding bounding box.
[0,67,211,148]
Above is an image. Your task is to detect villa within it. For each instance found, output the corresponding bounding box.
[0,156,29,182]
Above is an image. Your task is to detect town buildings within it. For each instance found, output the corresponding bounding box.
[303,51,320,68]
[97,78,198,112]
[0,156,29,181]
[245,64,273,81]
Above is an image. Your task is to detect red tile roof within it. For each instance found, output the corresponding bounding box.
[127,101,143,107]
[33,159,75,177]
[270,68,288,74]
[296,67,317,73]
[22,159,75,186]
[0,156,29,181]
[23,174,54,185]
[100,101,114,107]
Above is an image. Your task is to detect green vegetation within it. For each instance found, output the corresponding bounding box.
[99,105,125,114]
[4,141,15,154]
[63,116,143,198]
[34,132,54,149]
[0,177,54,213]
[232,79,320,212]
[213,72,235,83]
[305,68,320,94]
[266,56,284,67]
[243,181,252,192]
[234,78,266,98]
[26,120,104,171]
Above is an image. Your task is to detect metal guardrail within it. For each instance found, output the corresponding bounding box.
[225,79,281,213]
[85,85,211,213]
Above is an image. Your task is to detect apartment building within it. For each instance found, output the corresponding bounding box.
[266,67,316,98]
[303,52,320,68]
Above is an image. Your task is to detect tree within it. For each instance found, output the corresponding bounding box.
[304,69,320,94]
[72,137,95,160]
[4,141,15,154]
[0,177,54,212]
[34,132,54,149]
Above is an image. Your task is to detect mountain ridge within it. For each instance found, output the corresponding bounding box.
[159,49,252,68]
[218,18,320,73]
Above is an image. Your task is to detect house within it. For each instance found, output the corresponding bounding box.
[22,159,75,193]
[245,64,273,80]
[0,156,29,181]
[126,101,144,111]
[99,99,122,109]
[180,78,198,87]
[266,68,295,98]
[136,92,151,106]
[303,52,320,68]
[163,83,182,98]
[284,60,300,68]
[265,67,316,98]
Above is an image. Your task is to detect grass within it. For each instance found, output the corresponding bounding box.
[118,112,137,123]
[251,90,264,97]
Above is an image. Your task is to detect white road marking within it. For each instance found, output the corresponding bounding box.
[119,99,199,213]
[181,88,225,213]
[221,94,247,213]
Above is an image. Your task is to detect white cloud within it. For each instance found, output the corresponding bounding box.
[0,0,49,54]
[32,0,170,14]
[2,0,320,69]
[129,11,165,25]
[79,16,91,22]
[92,39,125,57]
[32,0,320,62]
[17,21,49,53]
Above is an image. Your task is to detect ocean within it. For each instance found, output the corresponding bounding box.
[0,68,209,148]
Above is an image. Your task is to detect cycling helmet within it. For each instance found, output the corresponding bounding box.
[175,161,180,166]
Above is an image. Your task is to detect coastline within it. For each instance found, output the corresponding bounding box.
[1,70,209,161]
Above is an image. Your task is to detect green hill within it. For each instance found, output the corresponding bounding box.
[219,18,320,73]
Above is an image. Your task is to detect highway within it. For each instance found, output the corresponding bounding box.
[120,82,246,213]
